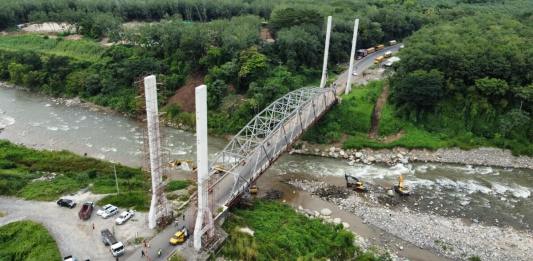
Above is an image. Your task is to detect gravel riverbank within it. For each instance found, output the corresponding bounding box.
[290,141,533,169]
[289,179,533,261]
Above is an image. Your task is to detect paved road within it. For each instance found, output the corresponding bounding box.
[125,208,197,261]
[334,44,402,94]
[0,193,153,261]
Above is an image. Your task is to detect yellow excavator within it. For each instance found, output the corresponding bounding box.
[394,175,411,196]
[168,160,196,171]
[345,173,368,192]
[249,184,258,195]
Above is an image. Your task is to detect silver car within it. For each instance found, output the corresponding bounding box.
[101,205,118,218]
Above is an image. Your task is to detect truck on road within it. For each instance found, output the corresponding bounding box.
[374,55,385,64]
[356,49,367,60]
[101,229,125,257]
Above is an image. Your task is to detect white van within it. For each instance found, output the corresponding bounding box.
[111,242,125,257]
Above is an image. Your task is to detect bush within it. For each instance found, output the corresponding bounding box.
[0,140,149,200]
[0,221,61,260]
[220,200,357,260]
[98,191,150,211]
[165,180,191,192]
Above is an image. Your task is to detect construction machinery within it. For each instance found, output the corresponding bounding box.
[394,175,411,196]
[345,173,368,192]
[169,225,189,245]
[249,184,258,195]
[168,159,196,171]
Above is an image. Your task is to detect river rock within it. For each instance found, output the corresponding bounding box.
[342,222,350,229]
[387,190,394,196]
[333,217,341,225]
[355,152,363,158]
[367,156,376,162]
[320,208,332,216]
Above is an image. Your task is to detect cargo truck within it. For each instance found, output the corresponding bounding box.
[101,229,125,257]
[356,49,367,60]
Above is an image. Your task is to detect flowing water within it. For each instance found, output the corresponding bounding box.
[1,86,532,231]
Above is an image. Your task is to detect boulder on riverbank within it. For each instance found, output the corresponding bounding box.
[291,142,533,169]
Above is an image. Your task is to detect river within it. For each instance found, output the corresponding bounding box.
[1,85,532,259]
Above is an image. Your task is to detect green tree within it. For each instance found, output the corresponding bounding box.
[207,80,228,109]
[7,62,27,85]
[391,69,445,118]
[238,47,268,90]
[475,77,509,96]
[270,8,323,32]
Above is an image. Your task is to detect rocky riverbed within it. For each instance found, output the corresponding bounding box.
[289,141,533,169]
[288,179,533,261]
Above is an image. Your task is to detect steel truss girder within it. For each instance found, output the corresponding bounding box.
[210,87,331,171]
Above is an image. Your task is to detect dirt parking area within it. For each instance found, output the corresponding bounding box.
[0,192,154,260]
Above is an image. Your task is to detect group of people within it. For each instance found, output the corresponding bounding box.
[140,240,162,259]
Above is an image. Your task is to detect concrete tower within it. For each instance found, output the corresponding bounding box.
[144,75,166,229]
[320,16,333,88]
[345,18,360,94]
[193,85,214,251]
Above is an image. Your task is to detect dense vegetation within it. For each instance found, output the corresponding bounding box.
[389,14,532,155]
[303,1,533,155]
[220,200,390,260]
[0,140,150,208]
[0,220,60,261]
[305,80,520,152]
[0,0,531,154]
[0,0,428,127]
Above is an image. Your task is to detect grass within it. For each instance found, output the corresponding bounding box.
[0,139,148,202]
[304,80,532,155]
[0,34,106,62]
[165,180,191,192]
[97,191,150,211]
[219,200,389,261]
[169,252,186,261]
[0,220,60,261]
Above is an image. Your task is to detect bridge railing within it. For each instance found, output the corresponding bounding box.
[207,87,337,212]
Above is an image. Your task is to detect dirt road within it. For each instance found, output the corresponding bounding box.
[0,192,153,260]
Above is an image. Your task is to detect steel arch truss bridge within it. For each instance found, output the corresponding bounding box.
[207,86,337,214]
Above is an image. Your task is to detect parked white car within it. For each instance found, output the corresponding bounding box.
[96,204,114,216]
[101,205,119,218]
[115,210,135,225]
